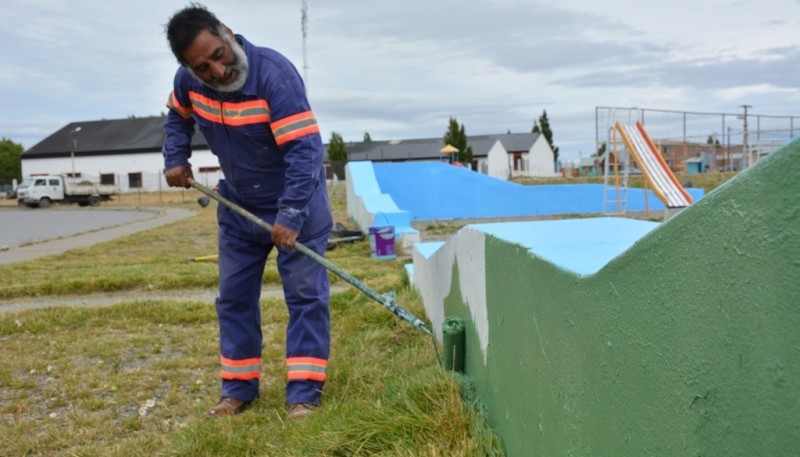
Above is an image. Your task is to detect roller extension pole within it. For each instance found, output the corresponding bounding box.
[189,180,432,336]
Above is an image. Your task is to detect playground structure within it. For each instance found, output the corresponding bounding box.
[596,106,800,172]
[614,121,693,208]
[596,106,800,216]
[605,121,694,216]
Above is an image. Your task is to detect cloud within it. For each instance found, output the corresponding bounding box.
[554,46,800,93]
[715,83,800,101]
[2,0,799,162]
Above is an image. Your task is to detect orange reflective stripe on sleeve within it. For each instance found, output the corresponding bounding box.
[286,356,327,382]
[166,91,193,119]
[187,91,271,126]
[188,92,222,123]
[221,99,271,126]
[220,356,261,381]
[271,111,320,145]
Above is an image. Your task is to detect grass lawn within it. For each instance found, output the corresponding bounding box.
[0,183,502,456]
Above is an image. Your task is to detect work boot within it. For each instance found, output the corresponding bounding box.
[206,397,250,417]
[287,403,316,420]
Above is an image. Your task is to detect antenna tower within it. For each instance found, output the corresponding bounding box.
[301,0,309,87]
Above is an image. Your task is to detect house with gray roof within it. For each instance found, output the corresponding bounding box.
[343,131,556,179]
[343,136,509,179]
[21,116,221,192]
[21,116,556,192]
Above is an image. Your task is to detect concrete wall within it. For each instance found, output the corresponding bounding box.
[412,139,799,456]
[345,161,420,247]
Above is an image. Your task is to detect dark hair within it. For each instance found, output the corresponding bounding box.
[165,3,222,64]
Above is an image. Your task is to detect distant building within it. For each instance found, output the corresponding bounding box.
[345,132,557,179]
[578,157,600,176]
[653,140,747,173]
[21,116,221,192]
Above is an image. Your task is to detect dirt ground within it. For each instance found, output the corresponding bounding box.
[0,284,351,314]
[412,209,678,243]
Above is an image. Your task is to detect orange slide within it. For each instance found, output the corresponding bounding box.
[614,121,693,208]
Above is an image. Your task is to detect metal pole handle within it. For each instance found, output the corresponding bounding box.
[189,180,431,336]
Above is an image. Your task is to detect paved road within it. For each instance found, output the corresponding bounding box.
[0,207,197,265]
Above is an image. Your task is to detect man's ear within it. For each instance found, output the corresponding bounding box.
[223,25,235,39]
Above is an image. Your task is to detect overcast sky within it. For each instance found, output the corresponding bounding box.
[2,0,798,163]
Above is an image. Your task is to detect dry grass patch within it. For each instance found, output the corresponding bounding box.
[0,182,502,456]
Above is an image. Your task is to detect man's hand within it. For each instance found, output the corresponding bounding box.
[164,166,194,188]
[272,222,298,249]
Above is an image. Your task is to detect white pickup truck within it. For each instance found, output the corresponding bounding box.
[16,175,118,208]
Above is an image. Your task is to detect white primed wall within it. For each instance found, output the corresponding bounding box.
[485,140,509,180]
[528,136,557,177]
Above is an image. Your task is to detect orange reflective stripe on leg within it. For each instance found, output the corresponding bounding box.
[220,356,261,380]
[286,356,327,382]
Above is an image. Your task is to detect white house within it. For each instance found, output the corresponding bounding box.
[472,132,557,177]
[21,116,221,192]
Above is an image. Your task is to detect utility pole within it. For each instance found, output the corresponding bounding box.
[69,126,82,183]
[741,104,751,169]
[301,0,309,89]
[726,126,732,172]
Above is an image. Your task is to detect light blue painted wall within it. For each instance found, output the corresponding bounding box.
[371,161,703,220]
[474,217,660,276]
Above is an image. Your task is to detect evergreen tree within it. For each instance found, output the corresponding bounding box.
[443,117,473,165]
[363,132,372,143]
[533,110,559,163]
[0,137,23,185]
[327,132,348,180]
[595,142,606,158]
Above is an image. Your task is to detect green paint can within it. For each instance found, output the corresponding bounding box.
[442,317,466,373]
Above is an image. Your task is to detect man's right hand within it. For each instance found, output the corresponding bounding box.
[164,166,194,188]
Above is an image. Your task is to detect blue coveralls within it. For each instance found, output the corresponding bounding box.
[162,35,332,406]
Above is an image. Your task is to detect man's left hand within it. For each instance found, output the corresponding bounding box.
[272,222,298,249]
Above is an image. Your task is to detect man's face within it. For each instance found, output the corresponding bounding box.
[183,27,248,93]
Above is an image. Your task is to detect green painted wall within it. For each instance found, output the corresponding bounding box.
[444,140,800,456]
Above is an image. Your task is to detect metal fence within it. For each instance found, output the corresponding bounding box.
[596,107,799,171]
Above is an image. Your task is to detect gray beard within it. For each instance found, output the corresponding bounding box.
[188,33,249,93]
